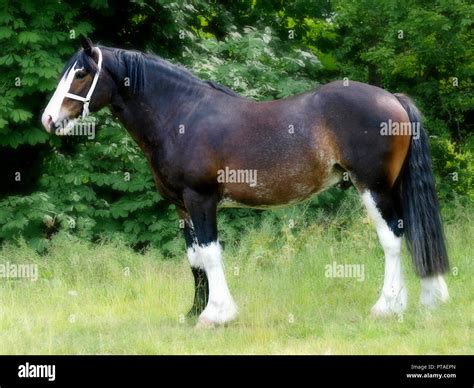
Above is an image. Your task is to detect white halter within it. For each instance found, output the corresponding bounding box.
[64,47,103,119]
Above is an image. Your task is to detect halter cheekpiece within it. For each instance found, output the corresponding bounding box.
[64,47,103,119]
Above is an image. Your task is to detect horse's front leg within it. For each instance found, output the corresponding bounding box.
[178,209,209,317]
[182,190,237,328]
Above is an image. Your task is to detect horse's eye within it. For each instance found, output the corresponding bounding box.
[75,71,87,80]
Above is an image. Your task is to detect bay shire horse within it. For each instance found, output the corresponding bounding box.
[42,38,449,328]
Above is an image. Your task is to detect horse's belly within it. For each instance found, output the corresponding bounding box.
[218,166,342,209]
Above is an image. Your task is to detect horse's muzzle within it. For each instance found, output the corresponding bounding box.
[41,113,55,133]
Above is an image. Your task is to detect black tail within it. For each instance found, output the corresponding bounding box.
[394,93,449,278]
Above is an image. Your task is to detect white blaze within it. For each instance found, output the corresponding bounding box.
[41,62,79,132]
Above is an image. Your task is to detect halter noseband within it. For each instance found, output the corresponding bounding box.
[64,47,103,119]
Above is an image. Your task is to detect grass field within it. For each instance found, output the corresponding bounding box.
[0,199,472,355]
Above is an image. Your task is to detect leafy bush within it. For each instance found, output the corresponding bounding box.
[0,0,472,255]
[183,26,322,99]
[431,136,474,202]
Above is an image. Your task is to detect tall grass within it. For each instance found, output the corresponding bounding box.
[0,196,472,354]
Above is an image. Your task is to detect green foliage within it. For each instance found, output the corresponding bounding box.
[431,136,474,202]
[0,192,53,251]
[0,0,472,253]
[325,0,474,204]
[0,0,99,148]
[183,26,321,99]
[332,0,473,140]
[1,111,184,255]
[37,111,183,255]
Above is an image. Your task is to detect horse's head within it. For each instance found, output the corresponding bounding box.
[41,37,113,134]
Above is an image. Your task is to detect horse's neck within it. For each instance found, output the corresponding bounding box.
[110,70,207,149]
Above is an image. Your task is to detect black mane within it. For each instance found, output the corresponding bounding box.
[60,46,242,99]
[100,46,242,98]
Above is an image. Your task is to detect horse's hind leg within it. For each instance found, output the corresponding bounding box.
[359,188,407,316]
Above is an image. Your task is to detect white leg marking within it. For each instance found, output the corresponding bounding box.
[196,242,237,326]
[420,275,449,308]
[361,191,407,316]
[187,244,204,270]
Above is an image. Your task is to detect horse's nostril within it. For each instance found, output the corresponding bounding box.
[49,120,56,133]
[41,113,55,132]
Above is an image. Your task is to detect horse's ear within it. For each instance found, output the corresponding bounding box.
[80,35,94,56]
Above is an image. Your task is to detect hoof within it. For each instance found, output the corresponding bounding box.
[371,287,407,318]
[194,300,238,329]
[195,317,217,330]
[420,275,449,308]
[371,305,397,318]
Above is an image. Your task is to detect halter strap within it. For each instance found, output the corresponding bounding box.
[64,47,103,119]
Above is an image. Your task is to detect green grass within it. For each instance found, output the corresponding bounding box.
[0,202,472,354]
